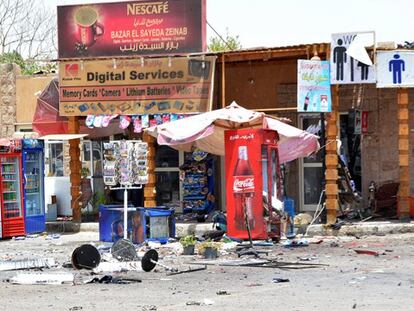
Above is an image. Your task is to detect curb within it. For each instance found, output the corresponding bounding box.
[46,222,99,233]
[46,220,414,238]
[306,222,414,237]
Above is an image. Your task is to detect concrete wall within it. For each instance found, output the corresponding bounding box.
[0,64,20,138]
[16,74,55,125]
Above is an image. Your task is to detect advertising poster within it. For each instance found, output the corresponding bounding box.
[59,56,216,116]
[330,32,376,84]
[57,0,206,58]
[297,60,332,113]
[376,51,414,88]
[225,129,268,240]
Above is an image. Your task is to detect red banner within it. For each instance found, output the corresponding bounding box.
[57,0,206,59]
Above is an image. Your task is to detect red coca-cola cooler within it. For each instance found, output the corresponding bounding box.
[225,129,281,240]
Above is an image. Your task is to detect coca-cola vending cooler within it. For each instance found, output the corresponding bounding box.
[225,129,281,240]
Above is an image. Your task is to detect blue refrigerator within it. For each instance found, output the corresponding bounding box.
[22,139,45,234]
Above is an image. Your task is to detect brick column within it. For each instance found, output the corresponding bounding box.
[143,132,157,207]
[325,85,339,224]
[397,88,410,220]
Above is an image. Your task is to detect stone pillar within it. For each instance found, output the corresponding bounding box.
[68,116,82,222]
[0,64,20,138]
[397,88,410,220]
[325,85,339,224]
[143,132,157,207]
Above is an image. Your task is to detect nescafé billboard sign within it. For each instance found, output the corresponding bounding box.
[59,56,216,116]
[57,0,206,58]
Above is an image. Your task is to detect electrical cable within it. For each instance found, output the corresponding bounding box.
[304,189,326,236]
[206,20,234,51]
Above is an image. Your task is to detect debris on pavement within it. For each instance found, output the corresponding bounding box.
[86,274,142,284]
[7,272,74,285]
[71,244,101,269]
[111,239,137,261]
[216,290,230,295]
[354,249,380,256]
[272,277,290,283]
[166,265,207,276]
[0,258,56,271]
[282,238,309,248]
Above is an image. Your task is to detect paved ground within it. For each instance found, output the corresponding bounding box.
[0,232,413,311]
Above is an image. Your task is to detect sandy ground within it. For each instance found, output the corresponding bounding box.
[0,232,413,311]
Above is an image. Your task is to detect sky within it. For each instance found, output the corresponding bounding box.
[50,0,414,48]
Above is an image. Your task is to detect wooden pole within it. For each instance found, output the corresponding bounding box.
[143,132,157,207]
[68,116,82,223]
[325,85,339,225]
[221,53,226,108]
[397,88,410,220]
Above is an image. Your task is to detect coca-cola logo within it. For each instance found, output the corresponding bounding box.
[233,176,255,192]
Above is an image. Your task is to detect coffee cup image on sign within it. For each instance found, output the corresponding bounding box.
[74,6,104,48]
[188,60,211,79]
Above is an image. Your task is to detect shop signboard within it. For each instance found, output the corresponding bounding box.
[376,51,414,88]
[330,32,376,84]
[57,0,206,59]
[297,60,332,113]
[59,56,216,116]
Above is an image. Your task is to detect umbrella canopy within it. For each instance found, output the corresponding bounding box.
[146,102,320,163]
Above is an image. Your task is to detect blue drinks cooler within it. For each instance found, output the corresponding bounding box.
[143,207,175,244]
[23,139,46,234]
[283,197,295,237]
[99,205,175,244]
[98,205,141,243]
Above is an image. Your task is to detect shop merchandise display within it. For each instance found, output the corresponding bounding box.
[181,152,215,216]
[103,141,148,187]
[84,113,189,130]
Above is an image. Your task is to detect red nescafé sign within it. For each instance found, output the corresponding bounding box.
[57,0,206,59]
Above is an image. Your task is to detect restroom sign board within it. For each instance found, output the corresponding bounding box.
[376,51,414,88]
[330,32,376,84]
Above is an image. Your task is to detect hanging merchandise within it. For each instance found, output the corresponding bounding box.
[102,114,118,128]
[133,116,142,133]
[162,114,170,123]
[119,116,131,129]
[85,115,95,128]
[154,114,163,125]
[149,117,157,127]
[103,142,119,186]
[103,140,148,187]
[170,114,178,122]
[93,115,104,128]
[141,114,150,128]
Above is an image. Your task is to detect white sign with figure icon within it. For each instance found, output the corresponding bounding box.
[330,32,376,84]
[376,51,414,88]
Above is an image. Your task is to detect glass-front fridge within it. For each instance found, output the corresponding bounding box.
[0,148,25,238]
[23,139,45,234]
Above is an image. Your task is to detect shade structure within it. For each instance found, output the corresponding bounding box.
[146,102,320,163]
[33,78,68,136]
[32,78,124,138]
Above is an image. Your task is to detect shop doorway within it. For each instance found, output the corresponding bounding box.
[339,112,362,192]
[155,145,184,212]
[299,115,324,212]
